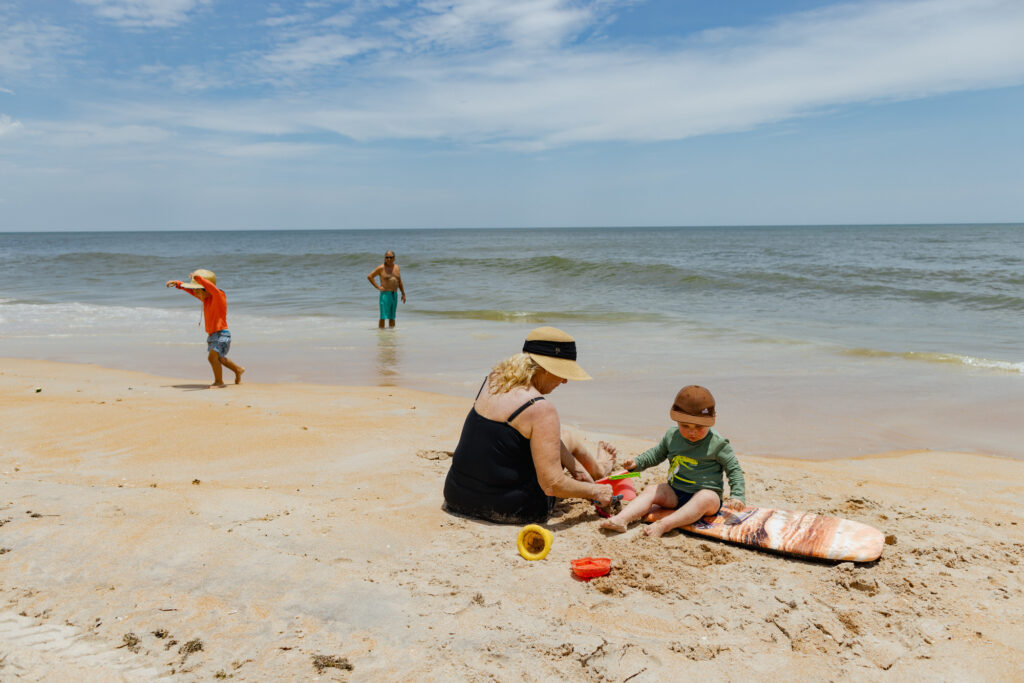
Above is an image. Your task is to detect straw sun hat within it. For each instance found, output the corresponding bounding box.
[179,269,217,290]
[523,326,592,381]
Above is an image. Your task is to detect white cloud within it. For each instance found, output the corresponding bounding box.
[262,34,381,72]
[0,114,24,136]
[0,15,73,80]
[297,0,1024,147]
[321,12,357,29]
[167,0,1019,149]
[74,0,209,29]
[406,0,595,50]
[27,122,171,147]
[138,64,230,93]
[263,12,315,28]
[195,140,326,158]
[15,0,1024,156]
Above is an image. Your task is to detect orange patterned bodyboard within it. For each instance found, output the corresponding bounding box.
[643,506,884,562]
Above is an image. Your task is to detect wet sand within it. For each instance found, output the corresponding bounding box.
[1,358,1022,681]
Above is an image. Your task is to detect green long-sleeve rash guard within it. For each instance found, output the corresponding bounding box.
[632,427,746,502]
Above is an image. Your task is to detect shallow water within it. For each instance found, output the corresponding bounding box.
[1,225,1021,459]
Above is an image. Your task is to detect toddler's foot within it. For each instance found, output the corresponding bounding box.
[234,366,245,384]
[599,517,628,533]
[642,521,670,538]
[596,441,618,478]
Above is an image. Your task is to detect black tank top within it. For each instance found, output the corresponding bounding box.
[443,380,554,524]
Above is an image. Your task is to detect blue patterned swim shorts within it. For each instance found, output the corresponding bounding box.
[207,329,231,358]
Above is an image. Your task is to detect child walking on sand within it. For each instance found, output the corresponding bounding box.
[600,385,745,538]
[165,269,245,388]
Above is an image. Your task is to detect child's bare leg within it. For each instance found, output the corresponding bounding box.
[219,356,245,384]
[560,426,618,480]
[207,350,226,387]
[600,483,677,533]
[593,441,618,478]
[643,489,721,538]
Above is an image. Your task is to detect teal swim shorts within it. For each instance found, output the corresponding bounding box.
[379,290,398,320]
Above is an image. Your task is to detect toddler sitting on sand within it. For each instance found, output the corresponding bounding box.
[599,385,746,538]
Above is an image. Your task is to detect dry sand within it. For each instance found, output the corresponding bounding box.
[1,358,1022,681]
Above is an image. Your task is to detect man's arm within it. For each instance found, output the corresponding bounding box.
[367,266,383,290]
[395,267,406,302]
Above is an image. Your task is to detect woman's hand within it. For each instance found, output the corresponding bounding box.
[723,497,745,511]
[593,484,614,507]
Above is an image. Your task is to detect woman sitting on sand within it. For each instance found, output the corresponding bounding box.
[443,326,616,524]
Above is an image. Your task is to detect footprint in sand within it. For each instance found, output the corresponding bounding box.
[0,611,164,680]
[416,450,453,460]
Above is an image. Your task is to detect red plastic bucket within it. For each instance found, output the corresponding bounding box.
[596,472,637,501]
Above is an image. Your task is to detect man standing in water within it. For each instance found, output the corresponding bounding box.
[367,250,406,328]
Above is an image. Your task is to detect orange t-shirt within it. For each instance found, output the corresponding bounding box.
[177,275,228,334]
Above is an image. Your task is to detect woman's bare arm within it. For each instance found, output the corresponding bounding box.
[525,401,611,504]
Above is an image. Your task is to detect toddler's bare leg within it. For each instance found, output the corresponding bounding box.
[560,427,618,480]
[219,356,245,384]
[594,441,618,478]
[600,483,677,533]
[207,350,226,387]
[643,489,721,538]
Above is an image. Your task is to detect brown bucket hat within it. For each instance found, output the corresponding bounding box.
[522,326,591,381]
[669,385,716,426]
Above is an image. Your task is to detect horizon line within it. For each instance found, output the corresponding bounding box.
[2,221,1022,235]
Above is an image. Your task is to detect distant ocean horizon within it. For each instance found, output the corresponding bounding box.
[2,223,1022,460]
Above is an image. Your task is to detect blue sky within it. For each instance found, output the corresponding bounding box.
[1,0,1022,230]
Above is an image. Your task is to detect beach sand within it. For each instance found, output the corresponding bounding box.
[1,358,1022,681]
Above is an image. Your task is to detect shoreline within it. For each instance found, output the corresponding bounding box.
[3,345,1022,462]
[2,358,1023,679]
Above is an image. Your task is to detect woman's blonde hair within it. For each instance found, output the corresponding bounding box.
[488,353,540,394]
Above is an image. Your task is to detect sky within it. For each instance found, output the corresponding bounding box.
[1,0,1023,231]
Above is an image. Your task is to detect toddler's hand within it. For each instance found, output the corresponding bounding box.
[621,459,636,471]
[723,498,745,511]
[165,280,177,288]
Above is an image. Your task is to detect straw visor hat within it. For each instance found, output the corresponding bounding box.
[523,326,591,381]
[180,269,217,290]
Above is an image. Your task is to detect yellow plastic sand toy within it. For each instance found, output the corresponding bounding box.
[516,524,553,560]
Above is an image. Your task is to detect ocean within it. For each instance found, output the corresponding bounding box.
[1,224,1022,459]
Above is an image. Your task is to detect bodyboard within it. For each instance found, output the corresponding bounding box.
[643,505,884,562]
